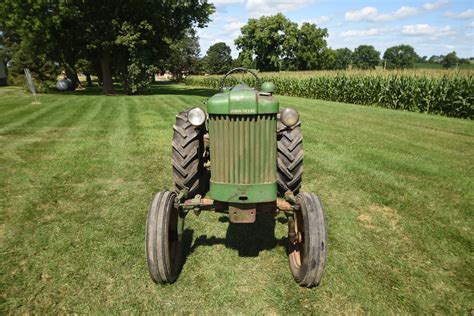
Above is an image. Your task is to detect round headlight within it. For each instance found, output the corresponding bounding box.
[188,107,206,126]
[280,108,299,127]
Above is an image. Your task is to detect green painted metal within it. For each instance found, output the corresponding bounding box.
[210,182,277,203]
[207,84,279,115]
[208,113,277,204]
[261,81,275,93]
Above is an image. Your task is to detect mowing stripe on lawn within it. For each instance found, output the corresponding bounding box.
[1,84,472,314]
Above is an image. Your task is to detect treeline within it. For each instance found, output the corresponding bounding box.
[1,5,472,94]
[0,1,215,94]
[198,13,471,75]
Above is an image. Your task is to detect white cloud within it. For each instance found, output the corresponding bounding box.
[340,28,380,37]
[470,21,474,28]
[423,0,449,11]
[196,28,214,41]
[223,19,245,37]
[245,0,314,16]
[211,38,226,44]
[312,15,332,25]
[375,6,419,22]
[401,24,436,35]
[401,24,455,37]
[223,20,245,32]
[345,6,419,22]
[444,9,474,19]
[211,0,244,5]
[345,6,378,21]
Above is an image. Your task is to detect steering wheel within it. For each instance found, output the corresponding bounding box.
[219,67,260,91]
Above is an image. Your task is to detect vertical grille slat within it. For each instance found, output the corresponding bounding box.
[209,114,276,184]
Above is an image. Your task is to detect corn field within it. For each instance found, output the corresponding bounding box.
[184,71,474,118]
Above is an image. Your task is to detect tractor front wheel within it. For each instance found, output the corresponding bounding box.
[288,192,327,287]
[146,191,183,284]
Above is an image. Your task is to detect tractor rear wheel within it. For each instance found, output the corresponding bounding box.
[172,111,208,198]
[288,192,327,287]
[277,118,303,195]
[146,191,182,284]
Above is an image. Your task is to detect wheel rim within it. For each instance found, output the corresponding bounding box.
[290,207,305,268]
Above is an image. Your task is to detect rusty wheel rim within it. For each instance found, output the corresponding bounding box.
[290,208,305,268]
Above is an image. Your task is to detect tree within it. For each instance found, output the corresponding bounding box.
[319,48,337,70]
[333,48,352,70]
[0,2,63,90]
[441,51,458,68]
[234,50,255,69]
[383,45,418,69]
[0,1,214,94]
[352,45,380,69]
[294,22,329,70]
[203,42,232,74]
[429,55,443,63]
[75,58,95,87]
[235,14,299,71]
[164,29,201,81]
[74,2,213,94]
[235,14,329,71]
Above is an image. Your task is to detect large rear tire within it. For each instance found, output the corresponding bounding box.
[277,116,303,195]
[288,192,327,287]
[172,111,208,198]
[146,191,182,283]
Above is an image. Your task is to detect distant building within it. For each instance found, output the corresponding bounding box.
[0,61,6,86]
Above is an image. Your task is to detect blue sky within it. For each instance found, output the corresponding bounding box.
[197,0,474,58]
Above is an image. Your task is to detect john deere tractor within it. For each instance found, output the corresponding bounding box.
[146,68,327,287]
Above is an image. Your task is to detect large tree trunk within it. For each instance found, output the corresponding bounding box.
[65,66,82,90]
[64,51,82,90]
[100,51,115,94]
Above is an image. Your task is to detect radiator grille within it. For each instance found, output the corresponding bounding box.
[209,114,277,184]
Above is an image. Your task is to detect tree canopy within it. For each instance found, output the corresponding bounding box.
[0,1,214,94]
[441,51,458,68]
[383,45,418,69]
[294,23,329,70]
[164,29,201,81]
[235,14,298,71]
[203,42,233,74]
[333,48,353,70]
[352,45,380,70]
[235,14,331,72]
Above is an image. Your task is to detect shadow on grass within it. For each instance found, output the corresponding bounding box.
[185,212,287,258]
[147,84,215,97]
[46,82,216,97]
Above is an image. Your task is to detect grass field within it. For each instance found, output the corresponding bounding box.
[1,84,473,314]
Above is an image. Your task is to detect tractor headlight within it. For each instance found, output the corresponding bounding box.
[280,108,299,127]
[188,107,206,126]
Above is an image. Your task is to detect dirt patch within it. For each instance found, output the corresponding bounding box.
[368,204,401,229]
[357,214,375,229]
[356,204,401,230]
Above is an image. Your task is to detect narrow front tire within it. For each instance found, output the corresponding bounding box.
[288,192,327,287]
[146,191,183,284]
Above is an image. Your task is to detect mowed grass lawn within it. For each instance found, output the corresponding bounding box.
[1,84,473,314]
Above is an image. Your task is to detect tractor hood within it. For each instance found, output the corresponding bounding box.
[207,84,279,115]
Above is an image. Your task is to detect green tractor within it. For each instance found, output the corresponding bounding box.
[146,68,327,287]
